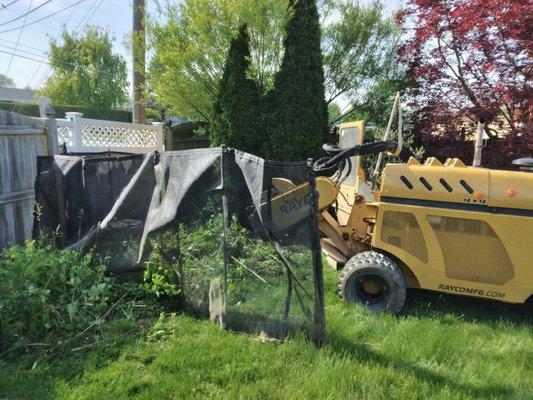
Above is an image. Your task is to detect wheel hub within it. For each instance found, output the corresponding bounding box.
[361,279,382,296]
[354,273,389,305]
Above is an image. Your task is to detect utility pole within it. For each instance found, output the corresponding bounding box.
[132,0,146,124]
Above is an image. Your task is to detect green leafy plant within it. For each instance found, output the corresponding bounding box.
[143,231,182,298]
[0,241,153,360]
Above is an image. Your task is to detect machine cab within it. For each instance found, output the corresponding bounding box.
[335,121,374,225]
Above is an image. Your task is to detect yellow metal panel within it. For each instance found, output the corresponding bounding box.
[380,162,533,211]
[380,210,428,263]
[269,177,337,232]
[316,177,338,210]
[488,169,533,209]
[427,216,514,285]
[381,163,491,205]
[373,202,533,303]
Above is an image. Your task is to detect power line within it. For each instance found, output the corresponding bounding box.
[0,2,60,34]
[29,0,102,91]
[8,0,101,114]
[0,0,87,34]
[0,42,47,59]
[0,1,20,12]
[84,0,103,24]
[5,0,33,76]
[0,0,52,27]
[0,48,121,78]
[0,37,47,53]
[0,48,53,63]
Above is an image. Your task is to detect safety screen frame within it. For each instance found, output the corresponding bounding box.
[33,148,326,343]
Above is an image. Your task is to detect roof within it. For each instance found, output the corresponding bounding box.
[0,86,35,103]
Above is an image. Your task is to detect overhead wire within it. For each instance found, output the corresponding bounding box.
[0,48,121,78]
[0,36,49,53]
[0,0,87,34]
[16,0,98,97]
[0,47,54,62]
[5,0,33,76]
[11,0,106,113]
[84,0,103,23]
[0,0,51,27]
[0,0,20,11]
[5,0,107,114]
[29,0,102,93]
[0,42,47,59]
[0,3,60,34]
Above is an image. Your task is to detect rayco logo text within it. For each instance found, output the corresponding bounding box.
[279,194,312,214]
[438,284,505,299]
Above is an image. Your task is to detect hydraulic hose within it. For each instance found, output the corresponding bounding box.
[313,140,415,175]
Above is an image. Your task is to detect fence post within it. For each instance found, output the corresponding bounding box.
[164,123,173,151]
[38,96,52,118]
[37,98,58,155]
[153,122,164,151]
[66,112,84,151]
[44,116,59,155]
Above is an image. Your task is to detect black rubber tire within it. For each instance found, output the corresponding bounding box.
[338,251,406,314]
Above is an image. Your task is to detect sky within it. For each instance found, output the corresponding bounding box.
[0,0,403,95]
[0,0,135,90]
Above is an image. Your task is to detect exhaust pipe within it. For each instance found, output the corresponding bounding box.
[473,118,486,167]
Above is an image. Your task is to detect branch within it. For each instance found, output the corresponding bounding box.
[328,105,362,127]
[437,36,482,111]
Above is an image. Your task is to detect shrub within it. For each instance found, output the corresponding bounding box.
[145,213,308,309]
[146,108,162,121]
[0,212,311,361]
[211,24,262,155]
[0,102,132,122]
[0,241,153,359]
[265,0,328,161]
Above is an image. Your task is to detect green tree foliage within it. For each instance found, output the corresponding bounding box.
[210,25,261,153]
[150,1,401,126]
[322,1,403,126]
[346,71,412,129]
[265,0,328,161]
[40,27,128,108]
[0,74,15,87]
[149,0,288,120]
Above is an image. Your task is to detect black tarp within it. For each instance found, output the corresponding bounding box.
[34,148,326,343]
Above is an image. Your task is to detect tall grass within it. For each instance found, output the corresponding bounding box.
[1,267,531,400]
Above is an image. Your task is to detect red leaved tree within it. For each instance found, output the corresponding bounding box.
[397,0,532,168]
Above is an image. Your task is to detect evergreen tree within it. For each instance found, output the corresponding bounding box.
[211,25,262,154]
[266,0,328,161]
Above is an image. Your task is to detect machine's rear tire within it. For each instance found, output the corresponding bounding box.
[338,251,406,314]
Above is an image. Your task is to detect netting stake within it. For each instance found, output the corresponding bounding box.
[307,158,327,344]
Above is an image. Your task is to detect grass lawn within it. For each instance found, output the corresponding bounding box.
[1,267,531,400]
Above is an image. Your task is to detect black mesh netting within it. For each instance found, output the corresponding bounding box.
[34,148,326,343]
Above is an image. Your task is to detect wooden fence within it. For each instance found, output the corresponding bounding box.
[0,111,57,249]
[171,135,210,151]
[0,108,210,250]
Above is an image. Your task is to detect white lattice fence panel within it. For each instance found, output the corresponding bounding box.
[56,119,74,147]
[81,122,158,148]
[57,125,73,146]
[54,114,163,153]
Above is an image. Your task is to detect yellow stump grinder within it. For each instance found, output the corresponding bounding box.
[270,120,533,313]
